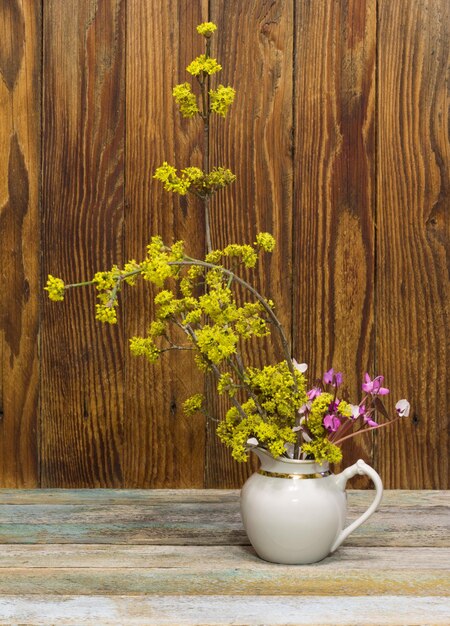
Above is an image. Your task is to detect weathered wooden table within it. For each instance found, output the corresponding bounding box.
[0,490,448,625]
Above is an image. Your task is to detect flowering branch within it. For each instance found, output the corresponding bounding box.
[44,21,410,467]
[170,257,297,382]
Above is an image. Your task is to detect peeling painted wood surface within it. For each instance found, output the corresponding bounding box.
[0,490,448,547]
[0,596,449,626]
[0,490,448,624]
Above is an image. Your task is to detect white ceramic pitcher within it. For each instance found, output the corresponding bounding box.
[240,448,383,564]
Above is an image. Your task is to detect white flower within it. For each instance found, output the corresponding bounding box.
[395,399,410,417]
[293,359,308,373]
[298,401,311,415]
[284,443,295,458]
[301,430,312,443]
[246,437,259,448]
[349,403,364,419]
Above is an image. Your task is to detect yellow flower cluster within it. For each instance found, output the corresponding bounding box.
[307,393,333,436]
[196,22,217,37]
[183,393,205,415]
[224,244,258,268]
[217,372,236,396]
[140,237,182,287]
[301,439,343,465]
[45,275,65,301]
[172,83,199,118]
[153,163,236,197]
[95,302,118,324]
[187,54,222,76]
[153,162,191,195]
[204,167,236,192]
[245,362,307,422]
[210,85,236,117]
[205,234,276,270]
[92,265,121,291]
[129,336,160,362]
[196,325,239,364]
[217,403,297,462]
[255,232,276,252]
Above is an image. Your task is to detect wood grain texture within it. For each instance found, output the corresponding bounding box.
[40,0,125,487]
[0,490,447,547]
[1,1,448,489]
[205,0,295,488]
[0,487,448,505]
[0,490,448,624]
[293,0,377,485]
[124,0,208,488]
[0,596,449,626]
[376,0,449,488]
[0,549,447,596]
[0,0,40,486]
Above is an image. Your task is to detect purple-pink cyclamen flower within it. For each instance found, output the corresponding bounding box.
[362,373,389,396]
[323,414,341,432]
[363,414,379,428]
[323,368,343,387]
[307,387,322,401]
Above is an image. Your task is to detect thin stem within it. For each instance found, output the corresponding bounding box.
[332,415,402,446]
[64,280,96,289]
[202,37,212,253]
[159,346,195,354]
[64,267,143,292]
[204,194,212,253]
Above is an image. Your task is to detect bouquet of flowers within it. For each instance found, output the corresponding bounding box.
[45,22,409,465]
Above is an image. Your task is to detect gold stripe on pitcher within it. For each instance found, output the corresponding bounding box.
[258,469,331,479]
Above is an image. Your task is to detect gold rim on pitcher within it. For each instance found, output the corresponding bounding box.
[258,469,331,479]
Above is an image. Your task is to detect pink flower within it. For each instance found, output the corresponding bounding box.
[298,401,311,415]
[323,368,343,387]
[363,414,379,428]
[362,373,389,396]
[323,414,341,432]
[307,386,322,400]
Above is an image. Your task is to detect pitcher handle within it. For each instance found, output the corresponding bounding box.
[330,459,383,553]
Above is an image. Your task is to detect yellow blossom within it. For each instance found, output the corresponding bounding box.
[95,303,118,324]
[187,54,222,76]
[172,83,199,118]
[129,336,160,362]
[196,22,217,37]
[45,275,65,301]
[255,232,276,252]
[210,85,236,117]
[183,393,205,415]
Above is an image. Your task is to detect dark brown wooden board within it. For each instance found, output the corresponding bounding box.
[123,0,208,487]
[0,0,40,486]
[40,0,125,487]
[375,0,449,488]
[293,0,377,485]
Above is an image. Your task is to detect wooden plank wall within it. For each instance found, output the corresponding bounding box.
[0,0,448,489]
